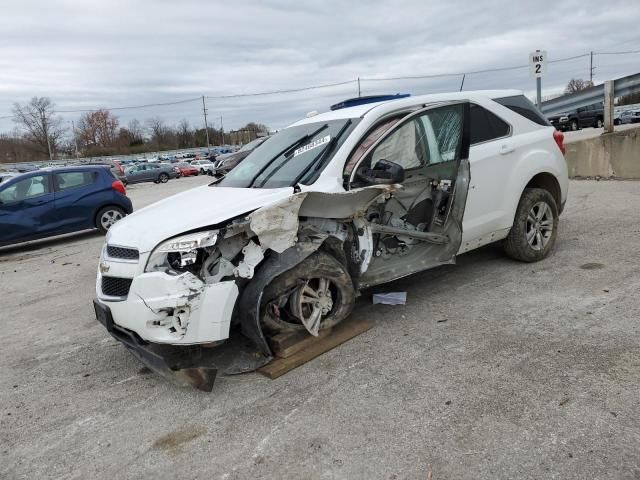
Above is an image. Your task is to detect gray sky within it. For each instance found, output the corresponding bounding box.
[1,0,639,133]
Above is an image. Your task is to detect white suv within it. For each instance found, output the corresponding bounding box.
[94,90,568,390]
[190,159,215,174]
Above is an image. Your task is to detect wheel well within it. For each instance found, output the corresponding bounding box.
[525,173,562,212]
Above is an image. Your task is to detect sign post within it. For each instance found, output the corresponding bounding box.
[529,50,546,107]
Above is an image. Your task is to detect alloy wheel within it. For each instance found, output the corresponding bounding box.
[290,278,335,336]
[526,201,553,251]
[100,209,123,231]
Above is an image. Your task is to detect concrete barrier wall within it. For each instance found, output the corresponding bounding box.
[565,127,640,178]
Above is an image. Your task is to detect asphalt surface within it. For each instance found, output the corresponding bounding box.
[2,176,640,480]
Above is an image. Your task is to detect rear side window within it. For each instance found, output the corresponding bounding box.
[55,171,96,191]
[469,105,510,145]
[495,95,550,126]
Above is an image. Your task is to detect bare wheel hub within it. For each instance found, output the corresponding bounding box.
[290,278,334,336]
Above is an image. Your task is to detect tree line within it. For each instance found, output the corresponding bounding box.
[0,96,269,164]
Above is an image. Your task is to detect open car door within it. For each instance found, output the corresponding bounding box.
[348,101,471,288]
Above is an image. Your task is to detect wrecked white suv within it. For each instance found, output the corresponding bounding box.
[94,91,568,390]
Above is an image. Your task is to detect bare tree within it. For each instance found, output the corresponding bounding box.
[127,119,145,145]
[76,109,119,153]
[176,119,193,148]
[12,97,66,160]
[565,78,594,94]
[146,117,177,150]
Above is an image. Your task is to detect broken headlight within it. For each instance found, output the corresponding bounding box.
[146,231,218,273]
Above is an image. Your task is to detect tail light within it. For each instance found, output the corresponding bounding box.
[553,130,565,155]
[112,180,126,195]
[114,161,124,174]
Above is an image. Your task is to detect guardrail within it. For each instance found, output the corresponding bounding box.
[540,72,640,115]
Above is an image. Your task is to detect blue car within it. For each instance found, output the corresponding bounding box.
[0,166,133,247]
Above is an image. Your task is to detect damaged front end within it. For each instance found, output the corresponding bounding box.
[94,186,396,391]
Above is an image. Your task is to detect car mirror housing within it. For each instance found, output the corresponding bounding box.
[356,159,405,185]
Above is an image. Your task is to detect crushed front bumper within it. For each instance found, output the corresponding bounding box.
[94,299,272,392]
[94,299,218,391]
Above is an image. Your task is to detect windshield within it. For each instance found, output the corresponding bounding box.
[219,119,358,188]
[238,136,267,152]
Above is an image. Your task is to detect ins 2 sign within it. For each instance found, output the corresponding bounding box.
[529,50,547,78]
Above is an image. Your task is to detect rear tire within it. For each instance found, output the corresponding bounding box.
[504,188,558,262]
[570,120,579,131]
[596,117,603,128]
[96,206,126,234]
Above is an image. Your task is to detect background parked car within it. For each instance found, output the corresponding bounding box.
[616,109,640,125]
[190,159,215,174]
[0,166,132,246]
[0,172,20,184]
[85,159,127,182]
[123,163,178,184]
[547,102,604,131]
[175,162,199,177]
[211,136,269,177]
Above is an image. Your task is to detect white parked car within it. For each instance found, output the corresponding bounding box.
[190,159,216,174]
[94,90,568,390]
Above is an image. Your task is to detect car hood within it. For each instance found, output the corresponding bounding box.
[107,185,295,252]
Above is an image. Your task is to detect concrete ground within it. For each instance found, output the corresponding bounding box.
[1,177,639,480]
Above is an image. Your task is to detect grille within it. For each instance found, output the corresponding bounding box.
[106,245,139,260]
[102,276,133,297]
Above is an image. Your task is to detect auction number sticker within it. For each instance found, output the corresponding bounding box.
[293,135,331,157]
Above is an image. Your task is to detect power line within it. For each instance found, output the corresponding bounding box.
[1,49,638,120]
[55,96,202,113]
[594,49,640,55]
[361,53,592,82]
[205,79,357,99]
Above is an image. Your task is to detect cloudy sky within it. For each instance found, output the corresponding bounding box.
[1,0,639,133]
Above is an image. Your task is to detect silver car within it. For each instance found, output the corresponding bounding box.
[123,163,179,185]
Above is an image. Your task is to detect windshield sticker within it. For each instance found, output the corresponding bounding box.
[293,135,331,157]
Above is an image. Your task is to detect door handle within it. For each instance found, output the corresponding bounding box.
[499,144,515,155]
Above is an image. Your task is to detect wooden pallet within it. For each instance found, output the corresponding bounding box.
[258,318,373,380]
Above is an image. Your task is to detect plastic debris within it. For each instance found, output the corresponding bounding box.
[372,292,407,305]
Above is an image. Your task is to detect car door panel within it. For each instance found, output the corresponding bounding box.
[347,102,471,288]
[0,174,56,245]
[53,171,102,232]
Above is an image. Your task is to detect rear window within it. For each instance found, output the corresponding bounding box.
[470,105,510,145]
[55,171,97,191]
[495,95,550,126]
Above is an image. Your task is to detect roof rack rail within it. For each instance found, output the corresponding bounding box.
[330,94,411,111]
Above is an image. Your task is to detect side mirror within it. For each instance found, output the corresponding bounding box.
[356,159,405,185]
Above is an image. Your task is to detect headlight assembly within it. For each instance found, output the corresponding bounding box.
[146,231,218,272]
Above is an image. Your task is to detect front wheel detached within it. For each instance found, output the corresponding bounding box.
[260,251,355,336]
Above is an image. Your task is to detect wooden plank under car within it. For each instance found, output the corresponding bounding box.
[258,318,373,380]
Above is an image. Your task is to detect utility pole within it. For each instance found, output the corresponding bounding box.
[589,51,595,83]
[357,77,361,97]
[42,111,53,161]
[220,116,224,145]
[202,96,210,154]
[604,80,614,133]
[459,73,466,92]
[71,120,79,158]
